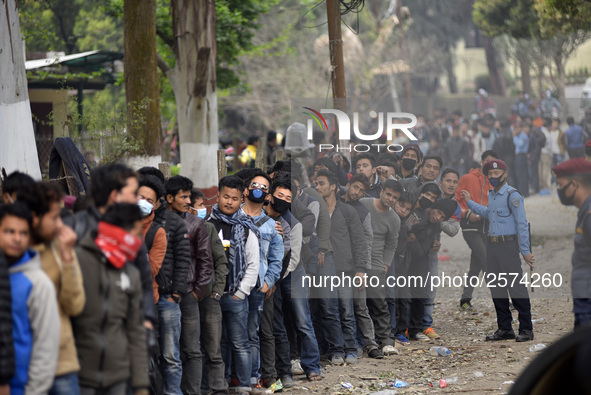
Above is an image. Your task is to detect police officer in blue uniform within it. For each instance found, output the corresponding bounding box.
[461,159,535,342]
[553,158,591,328]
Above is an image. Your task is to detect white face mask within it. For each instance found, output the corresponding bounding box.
[138,199,154,216]
[196,208,207,219]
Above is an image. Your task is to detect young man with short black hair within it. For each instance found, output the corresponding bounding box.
[405,197,457,341]
[360,179,403,355]
[165,175,214,394]
[240,169,284,391]
[341,174,383,358]
[354,153,381,198]
[1,203,60,395]
[20,182,85,394]
[316,169,368,364]
[400,156,442,195]
[208,176,260,395]
[265,174,323,383]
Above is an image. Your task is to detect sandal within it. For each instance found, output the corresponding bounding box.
[307,372,323,381]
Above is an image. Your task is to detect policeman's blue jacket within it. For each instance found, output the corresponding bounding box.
[467,183,531,257]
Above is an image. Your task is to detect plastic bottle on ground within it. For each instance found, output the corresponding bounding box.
[429,346,451,357]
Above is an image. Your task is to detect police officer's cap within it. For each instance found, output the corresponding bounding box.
[482,159,507,175]
[552,158,591,178]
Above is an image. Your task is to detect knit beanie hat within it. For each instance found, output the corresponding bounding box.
[431,198,457,220]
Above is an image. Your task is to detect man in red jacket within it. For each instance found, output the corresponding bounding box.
[456,150,498,310]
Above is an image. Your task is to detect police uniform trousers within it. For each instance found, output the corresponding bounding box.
[486,239,532,331]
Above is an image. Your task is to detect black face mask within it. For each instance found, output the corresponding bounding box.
[271,197,290,214]
[419,196,433,209]
[557,182,575,206]
[402,158,417,171]
[247,188,268,204]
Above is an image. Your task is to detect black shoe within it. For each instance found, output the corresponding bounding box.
[486,329,516,341]
[368,349,384,359]
[515,330,534,342]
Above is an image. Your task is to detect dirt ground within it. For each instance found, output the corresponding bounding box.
[281,190,579,394]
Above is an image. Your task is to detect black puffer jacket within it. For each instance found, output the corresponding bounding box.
[153,204,190,296]
[0,250,14,385]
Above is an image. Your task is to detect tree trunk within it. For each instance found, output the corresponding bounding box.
[555,55,567,119]
[124,0,161,157]
[517,51,532,95]
[0,0,41,178]
[168,0,219,191]
[445,53,458,94]
[483,36,506,96]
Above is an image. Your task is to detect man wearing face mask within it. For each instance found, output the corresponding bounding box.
[190,188,207,219]
[461,159,535,342]
[136,169,191,395]
[399,144,422,179]
[552,158,591,327]
[239,169,284,391]
[456,150,497,311]
[165,175,214,395]
[138,175,168,304]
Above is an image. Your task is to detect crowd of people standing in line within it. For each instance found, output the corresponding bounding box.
[1,98,591,395]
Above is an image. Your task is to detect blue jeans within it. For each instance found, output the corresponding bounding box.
[49,372,79,395]
[248,290,265,384]
[309,253,344,358]
[281,264,321,375]
[157,296,183,395]
[337,273,358,354]
[385,263,396,335]
[220,294,251,392]
[199,297,228,395]
[180,293,202,395]
[423,254,438,330]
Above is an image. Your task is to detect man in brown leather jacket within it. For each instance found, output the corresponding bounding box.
[165,175,214,395]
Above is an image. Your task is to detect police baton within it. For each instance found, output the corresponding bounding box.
[528,222,533,293]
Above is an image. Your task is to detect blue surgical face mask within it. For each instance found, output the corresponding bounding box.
[196,208,207,219]
[138,199,154,216]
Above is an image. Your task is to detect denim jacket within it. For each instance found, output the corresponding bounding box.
[252,210,284,290]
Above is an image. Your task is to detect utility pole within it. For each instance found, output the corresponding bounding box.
[326,0,349,154]
[396,0,412,112]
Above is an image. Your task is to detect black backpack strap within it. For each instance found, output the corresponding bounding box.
[506,188,519,216]
[255,215,273,228]
[145,222,161,251]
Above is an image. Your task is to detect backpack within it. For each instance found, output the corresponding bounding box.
[145,222,163,251]
[534,128,547,149]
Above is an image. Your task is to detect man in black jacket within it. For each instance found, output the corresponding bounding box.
[165,175,214,395]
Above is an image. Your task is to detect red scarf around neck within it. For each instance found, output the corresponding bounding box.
[95,221,142,269]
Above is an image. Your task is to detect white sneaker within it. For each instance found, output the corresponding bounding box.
[381,345,399,356]
[290,359,304,375]
[411,332,431,342]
